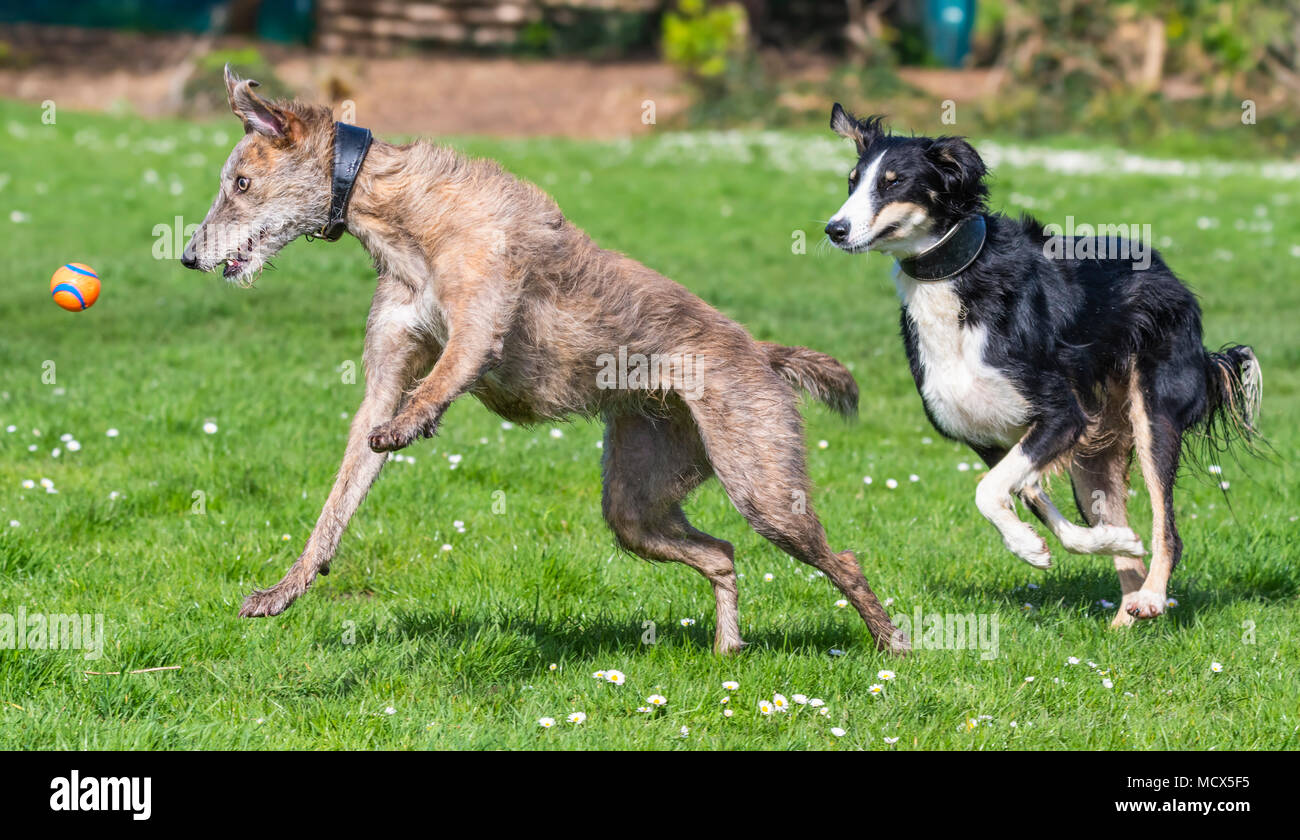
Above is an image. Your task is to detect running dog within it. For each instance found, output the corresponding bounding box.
[823,104,1261,626]
[179,68,909,655]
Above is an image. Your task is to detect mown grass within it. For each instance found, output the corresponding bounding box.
[0,99,1296,749]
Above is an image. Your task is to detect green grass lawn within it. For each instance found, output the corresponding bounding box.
[0,100,1296,750]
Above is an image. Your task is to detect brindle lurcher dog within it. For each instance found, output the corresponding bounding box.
[182,66,908,655]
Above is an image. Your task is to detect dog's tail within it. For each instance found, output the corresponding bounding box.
[761,342,859,419]
[1200,344,1263,454]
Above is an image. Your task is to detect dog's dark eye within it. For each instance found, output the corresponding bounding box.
[236,176,250,193]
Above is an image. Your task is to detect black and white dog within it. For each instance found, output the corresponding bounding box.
[823,104,1262,626]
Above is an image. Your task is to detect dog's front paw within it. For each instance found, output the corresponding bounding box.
[1123,588,1166,620]
[239,584,296,618]
[1103,526,1146,559]
[368,421,415,452]
[1006,529,1052,569]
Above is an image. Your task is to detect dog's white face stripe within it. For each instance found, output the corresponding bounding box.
[829,152,884,250]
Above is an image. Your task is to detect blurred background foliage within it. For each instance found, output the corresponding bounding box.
[0,0,1296,152]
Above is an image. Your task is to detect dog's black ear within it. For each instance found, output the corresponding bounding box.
[925,136,989,216]
[225,64,297,141]
[830,103,885,155]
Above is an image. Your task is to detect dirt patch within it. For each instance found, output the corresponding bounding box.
[0,24,689,138]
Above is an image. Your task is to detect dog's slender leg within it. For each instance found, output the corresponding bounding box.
[689,371,907,654]
[974,406,1087,569]
[240,291,433,618]
[1020,483,1146,559]
[367,294,504,453]
[1066,441,1148,627]
[601,410,744,654]
[1125,371,1183,621]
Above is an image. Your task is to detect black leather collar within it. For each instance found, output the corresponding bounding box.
[897,214,986,281]
[316,122,373,242]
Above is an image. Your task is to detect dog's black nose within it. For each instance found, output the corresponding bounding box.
[180,245,198,270]
[825,219,850,244]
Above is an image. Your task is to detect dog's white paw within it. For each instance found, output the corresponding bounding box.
[1124,589,1166,620]
[1005,529,1052,569]
[1110,606,1137,628]
[1101,527,1145,558]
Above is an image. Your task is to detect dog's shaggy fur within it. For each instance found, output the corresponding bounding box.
[824,105,1262,627]
[180,68,909,654]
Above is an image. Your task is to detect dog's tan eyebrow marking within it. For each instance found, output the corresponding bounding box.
[885,170,898,182]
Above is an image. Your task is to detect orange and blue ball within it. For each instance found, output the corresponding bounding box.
[50,263,100,311]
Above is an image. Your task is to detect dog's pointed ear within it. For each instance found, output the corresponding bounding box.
[925,136,989,214]
[830,103,885,155]
[225,64,300,142]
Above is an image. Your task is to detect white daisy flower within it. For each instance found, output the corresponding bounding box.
[868,684,883,696]
[877,670,895,681]
[809,698,825,708]
[722,680,739,691]
[202,421,218,434]
[758,699,774,715]
[763,573,774,582]
[501,421,514,430]
[679,725,690,736]
[105,428,119,437]
[592,670,606,680]
[1024,676,1035,683]
[549,428,563,439]
[7,520,18,528]
[66,440,80,452]
[21,479,34,489]
[39,478,53,489]
[679,618,695,626]
[818,440,829,449]
[538,717,556,728]
[548,663,558,671]
[885,478,899,489]
[773,693,789,711]
[834,598,848,608]
[863,476,873,485]
[1102,678,1114,689]
[567,712,586,725]
[830,727,846,737]
[883,736,899,744]
[605,670,625,685]
[723,708,733,717]
[957,462,970,471]
[384,707,396,715]
[909,474,920,482]
[647,694,667,707]
[440,544,453,552]
[818,707,830,716]
[1067,656,1080,666]
[1210,662,1223,673]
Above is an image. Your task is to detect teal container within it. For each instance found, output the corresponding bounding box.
[923,0,976,68]
[256,0,315,45]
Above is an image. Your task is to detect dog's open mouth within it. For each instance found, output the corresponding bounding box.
[222,258,246,278]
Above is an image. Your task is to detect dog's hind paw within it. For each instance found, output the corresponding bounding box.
[1124,589,1166,621]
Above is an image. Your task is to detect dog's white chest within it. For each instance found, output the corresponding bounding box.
[897,275,1030,449]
